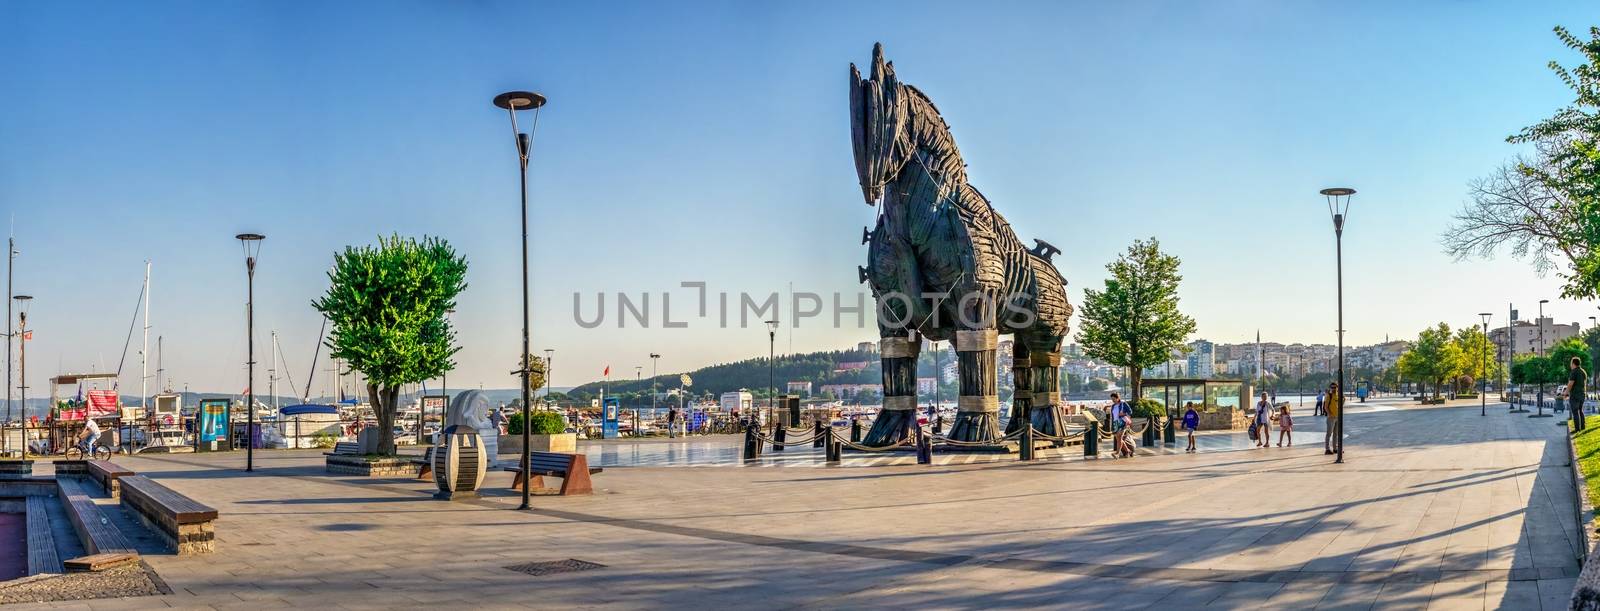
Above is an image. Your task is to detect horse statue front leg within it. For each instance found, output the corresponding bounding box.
[1029,346,1068,446]
[861,333,921,447]
[947,328,1001,444]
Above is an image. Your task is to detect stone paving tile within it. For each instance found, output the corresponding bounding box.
[38,398,1582,608]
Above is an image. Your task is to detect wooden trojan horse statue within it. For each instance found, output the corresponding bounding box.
[850,43,1073,447]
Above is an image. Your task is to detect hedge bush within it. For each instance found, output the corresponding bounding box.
[507,411,567,436]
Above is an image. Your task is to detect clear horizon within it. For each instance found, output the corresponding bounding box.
[5,1,1598,397]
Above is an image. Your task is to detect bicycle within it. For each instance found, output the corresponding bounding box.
[64,437,112,461]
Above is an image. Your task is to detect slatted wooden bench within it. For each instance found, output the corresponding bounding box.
[56,477,135,557]
[87,460,135,499]
[506,451,601,496]
[412,446,436,481]
[323,441,360,456]
[24,496,62,575]
[120,475,218,555]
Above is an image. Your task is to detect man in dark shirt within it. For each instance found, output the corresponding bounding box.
[1567,356,1588,431]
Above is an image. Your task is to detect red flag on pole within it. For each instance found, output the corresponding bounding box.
[21,331,31,341]
[603,365,610,377]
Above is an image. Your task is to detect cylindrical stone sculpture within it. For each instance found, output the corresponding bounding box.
[433,424,487,501]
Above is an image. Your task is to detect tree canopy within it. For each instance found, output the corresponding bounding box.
[1075,238,1196,399]
[1396,323,1464,398]
[312,234,467,454]
[1446,26,1600,300]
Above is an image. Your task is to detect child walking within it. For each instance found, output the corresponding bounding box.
[1275,403,1293,447]
[1182,403,1200,453]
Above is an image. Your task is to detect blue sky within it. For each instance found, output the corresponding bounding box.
[2,1,1597,396]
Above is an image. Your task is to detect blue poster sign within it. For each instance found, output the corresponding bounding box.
[197,398,231,451]
[602,397,620,440]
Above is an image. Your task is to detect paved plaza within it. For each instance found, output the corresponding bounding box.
[15,397,1589,609]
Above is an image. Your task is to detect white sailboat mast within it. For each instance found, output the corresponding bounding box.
[141,260,150,411]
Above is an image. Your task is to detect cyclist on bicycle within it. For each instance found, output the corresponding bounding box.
[79,417,101,454]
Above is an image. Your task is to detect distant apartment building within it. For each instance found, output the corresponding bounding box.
[786,381,812,397]
[917,377,937,395]
[833,361,873,374]
[1489,317,1581,356]
[857,341,877,353]
[1187,339,1215,378]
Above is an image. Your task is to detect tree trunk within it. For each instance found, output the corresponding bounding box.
[367,383,398,456]
[1130,366,1143,403]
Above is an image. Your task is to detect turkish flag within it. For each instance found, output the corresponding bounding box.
[603,365,610,377]
[21,331,30,341]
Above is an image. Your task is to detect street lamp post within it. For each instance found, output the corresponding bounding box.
[1534,299,1550,418]
[649,353,660,434]
[5,239,14,432]
[1321,188,1355,463]
[544,349,554,408]
[1480,313,1492,417]
[766,319,779,428]
[14,296,29,457]
[236,233,264,472]
[494,89,546,512]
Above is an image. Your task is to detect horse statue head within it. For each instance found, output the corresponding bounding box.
[850,44,967,208]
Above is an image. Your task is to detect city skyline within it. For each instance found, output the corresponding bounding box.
[5,2,1600,395]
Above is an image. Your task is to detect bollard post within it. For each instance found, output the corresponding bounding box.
[813,420,825,449]
[1163,415,1175,446]
[934,414,944,436]
[916,428,932,464]
[825,431,841,463]
[1142,419,1156,447]
[1084,421,1098,457]
[851,417,862,443]
[774,425,787,452]
[742,424,759,461]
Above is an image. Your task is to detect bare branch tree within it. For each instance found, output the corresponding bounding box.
[1442,150,1583,277]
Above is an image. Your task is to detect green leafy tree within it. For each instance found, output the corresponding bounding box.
[1075,238,1197,399]
[510,354,548,399]
[1453,325,1502,391]
[313,235,467,455]
[1396,323,1465,399]
[1552,336,1594,383]
[1446,27,1600,299]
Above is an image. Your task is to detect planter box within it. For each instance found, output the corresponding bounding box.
[499,433,577,455]
[324,455,420,478]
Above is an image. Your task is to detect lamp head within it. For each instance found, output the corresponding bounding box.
[493,91,547,111]
[765,320,780,333]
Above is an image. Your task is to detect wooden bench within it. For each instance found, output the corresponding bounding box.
[87,460,134,499]
[507,451,601,496]
[24,496,62,575]
[323,441,360,456]
[412,446,436,481]
[56,477,135,557]
[120,475,218,555]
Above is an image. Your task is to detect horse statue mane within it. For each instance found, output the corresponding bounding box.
[849,43,1073,446]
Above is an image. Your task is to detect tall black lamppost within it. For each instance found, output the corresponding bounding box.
[13,296,29,457]
[544,348,554,407]
[1480,313,1492,417]
[1534,299,1550,418]
[494,89,546,512]
[236,233,264,472]
[765,319,779,427]
[1321,187,1354,464]
[649,352,660,429]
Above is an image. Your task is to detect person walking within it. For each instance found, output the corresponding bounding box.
[1325,382,1342,455]
[1315,389,1326,417]
[1108,392,1133,458]
[1182,402,1200,453]
[1275,403,1293,447]
[1253,393,1271,448]
[666,406,679,438]
[1567,356,1588,431]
